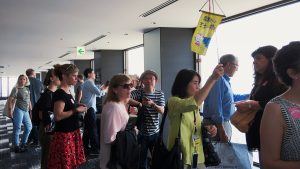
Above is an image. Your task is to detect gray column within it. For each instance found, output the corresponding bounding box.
[144,28,195,99]
[94,50,124,84]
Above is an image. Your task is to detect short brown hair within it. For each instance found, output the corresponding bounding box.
[25,68,34,77]
[105,74,131,103]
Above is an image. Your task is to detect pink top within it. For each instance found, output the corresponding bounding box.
[100,101,129,169]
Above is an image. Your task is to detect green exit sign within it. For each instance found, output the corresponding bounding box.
[77,47,85,56]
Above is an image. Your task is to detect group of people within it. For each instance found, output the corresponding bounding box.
[99,42,300,169]
[5,41,300,169]
[6,65,107,169]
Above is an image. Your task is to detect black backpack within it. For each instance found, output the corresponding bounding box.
[31,90,53,126]
[107,126,140,169]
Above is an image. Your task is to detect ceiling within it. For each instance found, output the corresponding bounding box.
[0,0,289,76]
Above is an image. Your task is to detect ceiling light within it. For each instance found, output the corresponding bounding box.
[124,33,128,35]
[106,42,110,43]
[83,35,107,46]
[139,0,178,17]
[45,61,53,65]
[58,52,71,58]
[151,22,156,25]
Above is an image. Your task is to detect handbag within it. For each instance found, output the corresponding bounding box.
[3,87,18,117]
[230,109,257,133]
[201,125,221,166]
[207,143,253,169]
[151,105,184,169]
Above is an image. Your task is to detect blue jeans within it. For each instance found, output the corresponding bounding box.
[13,107,32,146]
[138,133,159,169]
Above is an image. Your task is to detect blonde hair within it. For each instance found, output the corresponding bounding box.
[104,74,131,103]
[16,74,30,88]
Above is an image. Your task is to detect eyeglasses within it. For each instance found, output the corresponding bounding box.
[119,83,133,89]
[231,63,239,67]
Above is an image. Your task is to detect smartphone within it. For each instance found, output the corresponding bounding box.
[143,96,150,101]
[191,152,198,169]
[105,80,110,86]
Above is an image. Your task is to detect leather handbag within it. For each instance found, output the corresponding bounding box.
[230,109,257,133]
[151,105,184,169]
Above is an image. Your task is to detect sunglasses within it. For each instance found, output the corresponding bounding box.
[64,64,77,73]
[119,83,133,89]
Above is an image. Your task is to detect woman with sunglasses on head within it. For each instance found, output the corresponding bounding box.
[100,74,133,169]
[38,69,60,169]
[48,64,87,169]
[260,41,300,169]
[7,74,32,153]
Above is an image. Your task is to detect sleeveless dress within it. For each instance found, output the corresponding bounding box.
[269,96,300,161]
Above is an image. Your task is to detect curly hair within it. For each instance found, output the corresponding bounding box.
[273,41,300,86]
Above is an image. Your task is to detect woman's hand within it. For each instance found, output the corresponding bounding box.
[129,106,138,115]
[8,111,13,119]
[211,64,224,80]
[75,105,87,113]
[206,125,217,137]
[235,100,259,113]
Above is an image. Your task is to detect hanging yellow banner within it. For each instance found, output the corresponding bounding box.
[191,11,224,55]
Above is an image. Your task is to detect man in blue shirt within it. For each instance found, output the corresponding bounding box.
[203,54,249,142]
[81,68,107,155]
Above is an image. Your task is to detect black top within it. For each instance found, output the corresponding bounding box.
[39,88,54,126]
[53,89,80,133]
[246,80,287,151]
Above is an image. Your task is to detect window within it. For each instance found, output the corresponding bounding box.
[0,76,17,98]
[125,46,144,76]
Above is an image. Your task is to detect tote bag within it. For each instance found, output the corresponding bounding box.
[151,105,184,169]
[2,88,17,117]
[207,143,253,169]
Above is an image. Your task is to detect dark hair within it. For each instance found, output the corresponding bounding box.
[77,74,84,80]
[219,54,237,66]
[53,64,79,81]
[25,68,34,77]
[84,68,93,78]
[43,69,54,86]
[273,41,300,86]
[251,45,277,85]
[171,69,201,99]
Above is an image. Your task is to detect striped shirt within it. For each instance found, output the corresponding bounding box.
[131,89,165,136]
[270,96,300,161]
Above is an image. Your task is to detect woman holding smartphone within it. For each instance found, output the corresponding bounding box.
[48,64,87,169]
